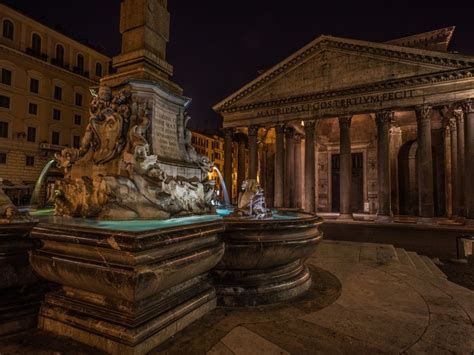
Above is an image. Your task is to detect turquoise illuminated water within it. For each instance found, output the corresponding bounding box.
[29,208,307,232]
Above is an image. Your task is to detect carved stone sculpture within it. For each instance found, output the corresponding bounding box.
[53,85,215,220]
[0,182,34,223]
[234,179,271,219]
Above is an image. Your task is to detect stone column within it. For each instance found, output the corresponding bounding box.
[449,116,459,216]
[294,134,303,209]
[389,120,402,215]
[455,109,465,217]
[248,125,259,180]
[274,124,285,208]
[339,116,353,219]
[223,128,234,203]
[304,120,316,213]
[441,113,452,219]
[285,127,296,208]
[237,135,246,194]
[462,99,474,220]
[375,111,392,218]
[415,105,434,219]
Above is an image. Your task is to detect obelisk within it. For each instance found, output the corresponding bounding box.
[102,0,182,94]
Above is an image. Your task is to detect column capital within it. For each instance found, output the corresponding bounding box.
[462,98,474,115]
[303,120,316,129]
[453,108,464,124]
[338,115,352,129]
[294,134,303,144]
[223,127,234,137]
[415,105,432,122]
[449,117,457,132]
[248,125,259,136]
[374,110,393,126]
[275,123,286,134]
[285,126,295,138]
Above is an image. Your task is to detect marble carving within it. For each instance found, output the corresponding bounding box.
[54,85,215,220]
[234,179,271,219]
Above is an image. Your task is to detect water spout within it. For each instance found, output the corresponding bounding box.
[30,159,56,207]
[213,166,231,206]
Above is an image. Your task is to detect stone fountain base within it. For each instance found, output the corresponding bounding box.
[30,218,224,354]
[214,212,323,307]
[0,223,45,337]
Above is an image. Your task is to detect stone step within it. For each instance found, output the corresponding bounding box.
[420,255,447,279]
[395,248,416,269]
[359,244,399,265]
[407,251,433,275]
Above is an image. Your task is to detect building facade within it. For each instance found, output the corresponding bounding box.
[0,3,110,204]
[215,27,474,222]
[191,130,234,201]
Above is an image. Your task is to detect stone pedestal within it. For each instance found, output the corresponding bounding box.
[0,223,44,337]
[30,220,224,354]
[213,213,323,307]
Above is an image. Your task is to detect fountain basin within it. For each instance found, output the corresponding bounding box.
[0,222,45,336]
[29,218,225,354]
[214,211,323,306]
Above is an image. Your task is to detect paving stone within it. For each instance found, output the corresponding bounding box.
[218,326,290,355]
[407,251,432,274]
[420,255,447,279]
[207,341,235,355]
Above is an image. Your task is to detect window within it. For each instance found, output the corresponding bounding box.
[0,121,8,138]
[28,103,38,115]
[74,114,81,125]
[0,153,6,164]
[76,54,84,72]
[75,93,83,106]
[55,44,64,65]
[53,109,61,121]
[1,69,11,86]
[0,95,10,108]
[73,135,80,148]
[54,86,62,100]
[31,33,41,53]
[2,20,13,40]
[26,156,34,166]
[95,62,103,77]
[51,131,60,145]
[27,127,36,142]
[30,78,39,93]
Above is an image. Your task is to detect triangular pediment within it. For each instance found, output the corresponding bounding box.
[214,35,474,113]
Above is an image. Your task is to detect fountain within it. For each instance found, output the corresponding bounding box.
[29,159,56,207]
[26,1,323,352]
[213,180,323,306]
[213,166,231,206]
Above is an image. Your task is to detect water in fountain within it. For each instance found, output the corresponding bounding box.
[213,166,231,207]
[30,159,56,207]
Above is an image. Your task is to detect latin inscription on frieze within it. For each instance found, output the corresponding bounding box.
[152,102,181,160]
[256,90,414,118]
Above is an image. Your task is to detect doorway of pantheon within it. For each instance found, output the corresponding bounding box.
[331,153,364,213]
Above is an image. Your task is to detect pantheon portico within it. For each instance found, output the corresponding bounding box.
[214,27,474,222]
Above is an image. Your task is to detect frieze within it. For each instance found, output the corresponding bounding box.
[219,67,474,115]
[256,90,414,118]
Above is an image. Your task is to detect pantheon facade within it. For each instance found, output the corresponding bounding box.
[214,27,474,221]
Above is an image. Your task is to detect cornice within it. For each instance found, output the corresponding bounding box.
[214,35,474,113]
[218,66,474,114]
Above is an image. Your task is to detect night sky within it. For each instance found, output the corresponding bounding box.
[8,0,474,133]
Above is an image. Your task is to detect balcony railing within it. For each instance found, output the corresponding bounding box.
[26,48,48,61]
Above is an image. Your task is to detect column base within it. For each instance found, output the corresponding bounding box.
[417,217,434,224]
[337,213,353,220]
[375,215,392,222]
